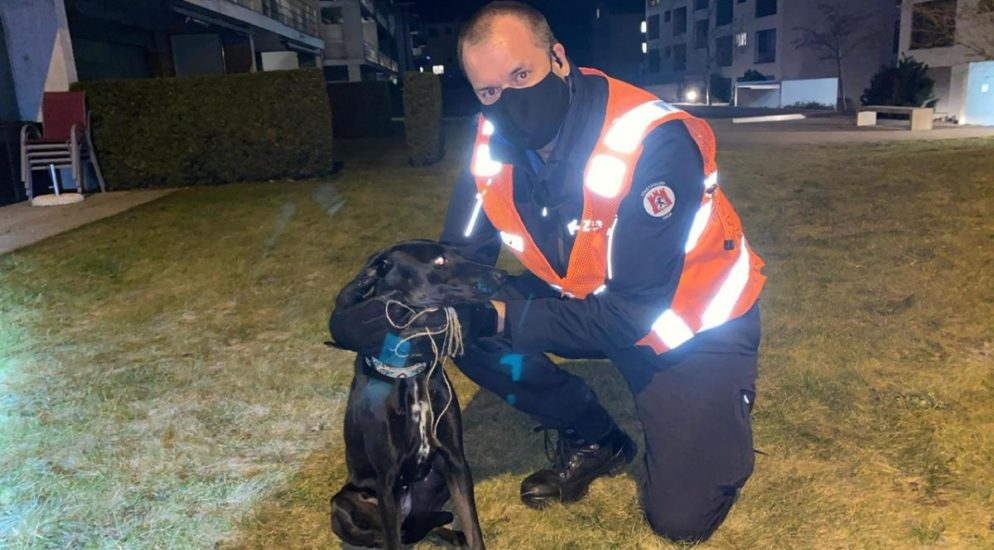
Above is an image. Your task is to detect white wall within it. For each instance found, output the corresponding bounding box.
[964,60,994,125]
[0,0,77,121]
[781,77,837,107]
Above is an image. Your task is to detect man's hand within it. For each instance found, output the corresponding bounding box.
[406,302,500,343]
[328,272,408,355]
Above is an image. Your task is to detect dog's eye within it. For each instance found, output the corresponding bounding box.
[433,256,446,267]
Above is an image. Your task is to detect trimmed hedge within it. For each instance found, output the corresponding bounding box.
[403,72,443,166]
[326,81,396,138]
[72,68,333,188]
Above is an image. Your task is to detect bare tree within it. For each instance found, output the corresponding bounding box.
[679,1,743,104]
[792,0,878,110]
[913,0,994,59]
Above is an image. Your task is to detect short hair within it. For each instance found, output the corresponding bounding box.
[457,1,559,71]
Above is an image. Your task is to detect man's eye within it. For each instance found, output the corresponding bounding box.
[516,71,529,82]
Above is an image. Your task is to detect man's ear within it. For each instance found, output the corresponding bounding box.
[551,43,570,77]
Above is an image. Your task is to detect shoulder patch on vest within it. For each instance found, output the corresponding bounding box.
[641,183,676,219]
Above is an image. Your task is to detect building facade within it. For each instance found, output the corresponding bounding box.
[644,0,899,108]
[898,0,994,125]
[320,0,418,82]
[0,0,324,122]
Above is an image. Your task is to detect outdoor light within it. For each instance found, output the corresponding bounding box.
[642,42,648,54]
[641,20,647,34]
[432,65,445,75]
[685,89,699,102]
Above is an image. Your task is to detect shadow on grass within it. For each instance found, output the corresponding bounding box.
[221,359,647,549]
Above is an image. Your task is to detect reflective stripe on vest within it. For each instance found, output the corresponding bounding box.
[469,68,765,354]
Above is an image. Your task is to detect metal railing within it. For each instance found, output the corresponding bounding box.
[245,0,320,36]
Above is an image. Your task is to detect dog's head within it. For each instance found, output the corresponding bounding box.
[351,240,507,308]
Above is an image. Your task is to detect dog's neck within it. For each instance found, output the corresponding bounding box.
[356,352,437,382]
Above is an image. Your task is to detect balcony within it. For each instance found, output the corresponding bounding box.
[218,0,319,36]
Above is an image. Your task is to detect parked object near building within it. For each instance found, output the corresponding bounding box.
[644,0,898,108]
[898,0,994,125]
[20,91,106,202]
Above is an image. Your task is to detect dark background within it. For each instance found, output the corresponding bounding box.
[411,0,644,68]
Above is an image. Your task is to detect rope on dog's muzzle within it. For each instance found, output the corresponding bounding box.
[383,300,464,442]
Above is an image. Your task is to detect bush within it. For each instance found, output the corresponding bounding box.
[739,69,771,82]
[861,55,936,107]
[72,69,333,189]
[403,72,443,167]
[325,81,396,138]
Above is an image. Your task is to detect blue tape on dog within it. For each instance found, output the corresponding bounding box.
[378,333,409,368]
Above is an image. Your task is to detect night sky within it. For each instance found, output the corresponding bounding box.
[411,0,644,67]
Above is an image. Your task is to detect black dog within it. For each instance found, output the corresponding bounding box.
[328,240,505,549]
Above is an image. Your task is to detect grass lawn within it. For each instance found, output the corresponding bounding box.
[1,122,992,549]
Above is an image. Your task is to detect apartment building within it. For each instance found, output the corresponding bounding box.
[320,0,418,82]
[898,0,994,125]
[644,0,898,107]
[0,0,324,122]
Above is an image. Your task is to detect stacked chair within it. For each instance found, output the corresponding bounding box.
[20,91,106,202]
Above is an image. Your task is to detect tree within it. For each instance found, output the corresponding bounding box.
[861,55,936,107]
[679,0,743,104]
[913,0,994,60]
[792,0,878,111]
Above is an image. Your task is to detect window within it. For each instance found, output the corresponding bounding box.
[648,49,661,72]
[716,35,733,66]
[716,0,733,25]
[695,19,709,48]
[737,0,746,3]
[755,28,776,63]
[320,7,343,24]
[664,10,671,22]
[735,32,747,46]
[649,14,660,39]
[756,0,777,17]
[648,0,661,6]
[673,43,687,71]
[694,0,708,10]
[911,0,956,49]
[893,19,900,53]
[673,7,687,35]
[664,45,671,58]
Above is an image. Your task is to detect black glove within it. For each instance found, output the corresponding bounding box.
[328,270,410,355]
[406,302,500,343]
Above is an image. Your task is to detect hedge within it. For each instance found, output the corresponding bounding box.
[403,72,443,166]
[72,68,334,188]
[325,81,396,138]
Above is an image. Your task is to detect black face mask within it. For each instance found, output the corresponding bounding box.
[480,63,570,150]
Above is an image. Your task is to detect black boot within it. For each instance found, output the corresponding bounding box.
[520,425,637,509]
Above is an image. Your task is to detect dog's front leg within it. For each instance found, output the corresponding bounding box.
[438,446,486,550]
[375,473,404,550]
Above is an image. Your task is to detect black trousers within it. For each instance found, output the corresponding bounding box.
[450,274,759,542]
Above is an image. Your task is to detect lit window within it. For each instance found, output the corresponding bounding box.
[642,42,648,54]
[432,65,445,75]
[641,20,648,33]
[735,32,747,47]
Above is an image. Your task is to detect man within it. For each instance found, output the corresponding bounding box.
[330,1,765,543]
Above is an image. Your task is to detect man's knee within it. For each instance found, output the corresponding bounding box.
[642,485,738,543]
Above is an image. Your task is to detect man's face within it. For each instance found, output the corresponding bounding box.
[461,15,570,106]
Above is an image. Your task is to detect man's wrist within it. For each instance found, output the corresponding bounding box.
[490,300,506,335]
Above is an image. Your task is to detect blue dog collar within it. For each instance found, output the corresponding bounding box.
[364,356,429,379]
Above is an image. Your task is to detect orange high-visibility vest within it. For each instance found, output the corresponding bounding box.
[468,68,765,354]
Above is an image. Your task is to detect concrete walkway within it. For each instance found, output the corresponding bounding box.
[0,190,176,255]
[711,117,994,148]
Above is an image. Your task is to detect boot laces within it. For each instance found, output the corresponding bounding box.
[536,426,599,473]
